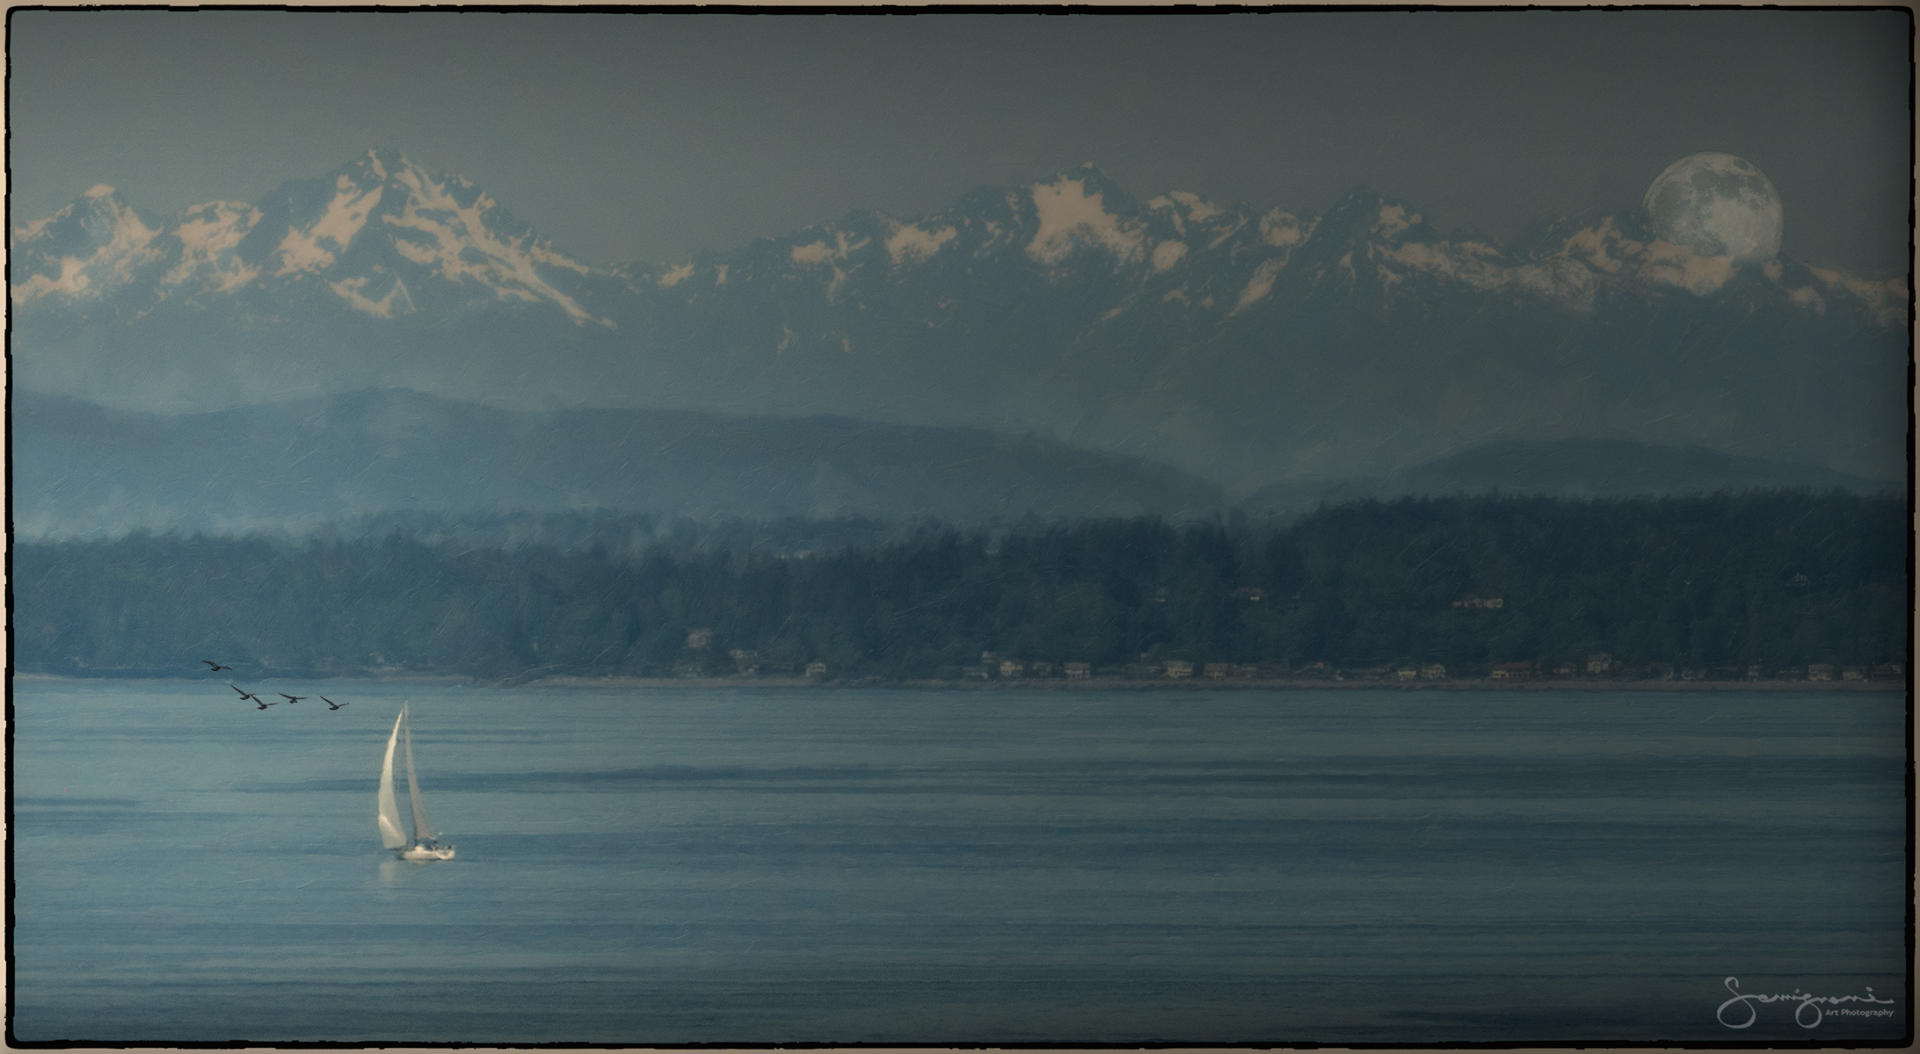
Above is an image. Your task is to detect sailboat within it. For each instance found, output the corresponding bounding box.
[377,703,456,861]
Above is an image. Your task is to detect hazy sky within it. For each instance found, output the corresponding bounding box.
[8,8,1911,274]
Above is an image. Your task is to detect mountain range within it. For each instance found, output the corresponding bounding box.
[1239,437,1892,520]
[11,389,1890,540]
[12,147,1910,494]
[9,389,1224,537]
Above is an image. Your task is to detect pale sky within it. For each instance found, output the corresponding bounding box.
[7,8,1912,274]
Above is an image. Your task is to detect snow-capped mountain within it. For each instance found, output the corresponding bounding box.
[12,184,166,307]
[11,151,1909,490]
[13,148,614,325]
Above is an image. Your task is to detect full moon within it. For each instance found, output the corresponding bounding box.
[1642,152,1784,266]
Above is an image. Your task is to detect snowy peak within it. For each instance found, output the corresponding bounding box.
[1315,186,1417,241]
[11,185,163,302]
[632,163,1173,293]
[1541,211,1724,294]
[156,201,263,297]
[1539,212,1907,320]
[243,153,398,276]
[1024,168,1152,267]
[1148,189,1231,231]
[238,149,607,324]
[13,183,152,252]
[345,145,407,186]
[12,149,610,325]
[882,214,962,267]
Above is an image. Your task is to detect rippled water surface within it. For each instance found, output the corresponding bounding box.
[10,679,1908,1043]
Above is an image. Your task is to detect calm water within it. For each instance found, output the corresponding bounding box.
[9,679,1908,1044]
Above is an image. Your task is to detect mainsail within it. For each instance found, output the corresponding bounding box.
[376,707,407,849]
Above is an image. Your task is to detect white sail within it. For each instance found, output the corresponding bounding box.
[377,702,455,861]
[403,716,434,843]
[376,708,407,849]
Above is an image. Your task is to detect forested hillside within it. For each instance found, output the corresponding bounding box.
[13,492,1907,681]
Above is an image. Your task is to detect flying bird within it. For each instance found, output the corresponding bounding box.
[228,683,263,703]
[203,660,234,672]
[278,693,307,704]
[254,699,278,710]
[321,697,348,710]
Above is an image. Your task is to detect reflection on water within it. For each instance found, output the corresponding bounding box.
[10,679,1908,1045]
[377,857,441,883]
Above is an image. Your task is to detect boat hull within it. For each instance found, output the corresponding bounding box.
[398,844,456,861]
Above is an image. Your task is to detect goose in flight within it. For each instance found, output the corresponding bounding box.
[228,683,263,704]
[254,699,278,710]
[278,693,307,705]
[203,660,234,672]
[321,696,348,710]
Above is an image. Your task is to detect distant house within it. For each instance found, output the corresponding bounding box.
[1234,586,1266,603]
[999,659,1026,679]
[963,665,992,680]
[1064,662,1093,680]
[1586,653,1615,675]
[1807,663,1837,682]
[1395,667,1420,681]
[684,628,713,650]
[1164,660,1194,679]
[1491,661,1536,680]
[728,649,760,676]
[1870,664,1905,681]
[804,661,828,679]
[1420,663,1447,680]
[1841,666,1868,681]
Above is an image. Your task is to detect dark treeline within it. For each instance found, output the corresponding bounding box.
[12,491,1908,680]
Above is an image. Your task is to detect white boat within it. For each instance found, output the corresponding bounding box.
[377,703,456,861]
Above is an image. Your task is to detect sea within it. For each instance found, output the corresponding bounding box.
[8,678,1909,1045]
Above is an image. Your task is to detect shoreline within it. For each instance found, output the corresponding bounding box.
[524,674,1907,692]
[15,671,1903,692]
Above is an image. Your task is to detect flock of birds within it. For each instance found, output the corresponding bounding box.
[202,659,349,711]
